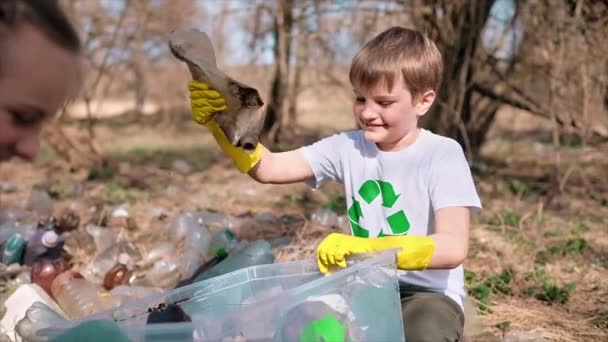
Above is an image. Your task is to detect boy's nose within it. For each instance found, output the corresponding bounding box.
[360,105,378,120]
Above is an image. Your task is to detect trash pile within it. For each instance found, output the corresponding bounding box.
[0,187,392,341]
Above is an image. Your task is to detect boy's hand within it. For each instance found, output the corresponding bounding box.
[189,81,228,126]
[316,232,437,274]
[316,233,375,274]
[188,80,262,173]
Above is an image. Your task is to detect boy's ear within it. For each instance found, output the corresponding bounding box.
[415,90,436,117]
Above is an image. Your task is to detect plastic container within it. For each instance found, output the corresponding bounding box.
[15,301,69,342]
[38,251,403,341]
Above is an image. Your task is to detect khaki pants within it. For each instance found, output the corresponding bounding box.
[401,289,465,342]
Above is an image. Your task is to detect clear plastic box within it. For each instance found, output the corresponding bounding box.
[39,251,403,341]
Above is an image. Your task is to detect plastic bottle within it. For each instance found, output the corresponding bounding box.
[51,271,123,320]
[2,232,26,264]
[85,240,140,282]
[56,209,80,234]
[311,208,339,227]
[169,213,211,280]
[27,189,54,217]
[23,230,63,266]
[193,240,274,282]
[193,210,243,230]
[103,253,132,290]
[31,258,68,297]
[143,258,182,289]
[85,224,117,254]
[208,228,238,257]
[0,208,29,225]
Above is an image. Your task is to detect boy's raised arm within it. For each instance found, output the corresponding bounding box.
[248,146,314,184]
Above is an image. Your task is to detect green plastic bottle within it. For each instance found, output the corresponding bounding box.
[2,233,26,265]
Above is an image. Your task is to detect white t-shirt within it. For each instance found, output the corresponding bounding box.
[299,128,482,309]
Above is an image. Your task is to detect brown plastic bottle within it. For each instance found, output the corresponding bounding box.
[103,253,132,290]
[31,258,68,297]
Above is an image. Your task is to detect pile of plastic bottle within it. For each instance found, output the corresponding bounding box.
[0,188,284,341]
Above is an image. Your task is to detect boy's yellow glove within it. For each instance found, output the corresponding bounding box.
[316,233,436,274]
[188,81,262,173]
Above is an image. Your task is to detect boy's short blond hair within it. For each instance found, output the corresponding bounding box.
[349,26,443,100]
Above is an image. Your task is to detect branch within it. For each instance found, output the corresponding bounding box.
[471,83,567,125]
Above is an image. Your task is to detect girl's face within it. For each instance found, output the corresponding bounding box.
[0,23,80,162]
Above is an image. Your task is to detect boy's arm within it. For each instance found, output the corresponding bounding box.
[426,206,470,269]
[316,206,471,273]
[248,145,314,184]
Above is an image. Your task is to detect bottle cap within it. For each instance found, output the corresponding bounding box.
[41,231,59,247]
[118,253,131,265]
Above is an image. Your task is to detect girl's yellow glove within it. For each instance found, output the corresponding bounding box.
[189,81,262,173]
[316,233,436,274]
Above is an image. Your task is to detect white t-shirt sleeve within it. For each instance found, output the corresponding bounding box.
[429,140,482,212]
[298,133,346,189]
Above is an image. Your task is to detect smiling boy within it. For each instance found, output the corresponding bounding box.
[190,26,481,341]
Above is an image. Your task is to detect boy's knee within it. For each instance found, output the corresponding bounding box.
[402,292,464,342]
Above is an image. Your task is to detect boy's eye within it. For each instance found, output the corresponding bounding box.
[378,101,393,107]
[10,110,41,126]
[355,96,365,103]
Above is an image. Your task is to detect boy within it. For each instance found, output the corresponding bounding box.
[189,26,481,341]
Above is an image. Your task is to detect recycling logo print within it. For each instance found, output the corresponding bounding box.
[348,179,410,238]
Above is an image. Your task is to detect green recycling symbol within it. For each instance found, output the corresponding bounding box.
[348,179,410,238]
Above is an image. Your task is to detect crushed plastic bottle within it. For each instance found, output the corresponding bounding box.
[0,221,36,244]
[502,330,545,342]
[169,213,211,280]
[85,224,117,254]
[311,208,342,228]
[103,253,132,290]
[0,208,29,225]
[142,258,182,289]
[56,209,80,234]
[140,242,174,267]
[31,258,69,297]
[15,301,69,342]
[23,230,63,266]
[109,205,130,228]
[208,228,238,257]
[193,210,243,230]
[2,233,26,265]
[51,271,123,320]
[277,296,363,342]
[193,240,274,282]
[27,189,54,217]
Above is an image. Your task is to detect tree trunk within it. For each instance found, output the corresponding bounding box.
[413,0,496,160]
[263,0,293,143]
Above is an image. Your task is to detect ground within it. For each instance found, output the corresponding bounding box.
[0,100,606,341]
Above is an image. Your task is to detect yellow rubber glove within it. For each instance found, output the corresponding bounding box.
[316,233,436,274]
[189,81,263,173]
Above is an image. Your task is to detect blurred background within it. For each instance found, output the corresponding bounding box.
[1,1,606,341]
